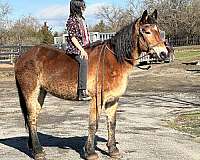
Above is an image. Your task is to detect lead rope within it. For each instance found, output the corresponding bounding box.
[101,45,107,109]
[95,44,106,125]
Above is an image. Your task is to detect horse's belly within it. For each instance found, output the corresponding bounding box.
[41,78,77,100]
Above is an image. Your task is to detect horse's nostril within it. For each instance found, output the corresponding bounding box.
[159,52,167,60]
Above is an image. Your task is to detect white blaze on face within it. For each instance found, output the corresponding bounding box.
[150,25,168,58]
[153,25,158,31]
[152,45,168,59]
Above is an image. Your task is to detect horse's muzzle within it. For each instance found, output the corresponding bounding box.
[159,52,168,60]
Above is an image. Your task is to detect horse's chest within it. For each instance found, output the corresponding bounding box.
[107,75,128,97]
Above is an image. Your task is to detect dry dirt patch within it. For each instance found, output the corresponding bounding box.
[0,60,200,160]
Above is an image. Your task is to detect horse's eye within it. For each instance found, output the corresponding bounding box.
[145,31,151,34]
[142,28,151,35]
[142,28,145,33]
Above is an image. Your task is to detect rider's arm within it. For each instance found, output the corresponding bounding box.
[71,37,88,59]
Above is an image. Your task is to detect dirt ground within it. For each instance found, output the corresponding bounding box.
[0,61,200,160]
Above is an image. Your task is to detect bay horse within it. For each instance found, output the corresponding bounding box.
[15,10,168,160]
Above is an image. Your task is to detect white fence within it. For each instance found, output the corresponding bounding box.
[0,45,33,64]
[54,32,116,45]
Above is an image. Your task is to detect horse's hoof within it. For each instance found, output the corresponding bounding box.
[109,148,121,159]
[85,152,99,160]
[110,153,121,159]
[34,152,46,160]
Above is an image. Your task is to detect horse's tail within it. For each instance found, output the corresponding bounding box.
[15,78,28,129]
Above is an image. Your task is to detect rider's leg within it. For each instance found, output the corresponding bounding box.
[75,55,92,101]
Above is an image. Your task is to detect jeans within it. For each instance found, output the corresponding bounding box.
[74,55,88,90]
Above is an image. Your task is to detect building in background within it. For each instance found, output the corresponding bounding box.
[54,33,68,45]
[89,32,116,43]
[54,32,116,45]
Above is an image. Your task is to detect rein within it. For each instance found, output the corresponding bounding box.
[95,44,106,122]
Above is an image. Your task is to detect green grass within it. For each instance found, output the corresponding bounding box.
[168,112,200,136]
[175,50,200,61]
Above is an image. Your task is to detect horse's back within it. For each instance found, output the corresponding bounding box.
[15,45,79,99]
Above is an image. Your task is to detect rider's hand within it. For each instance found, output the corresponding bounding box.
[80,50,88,59]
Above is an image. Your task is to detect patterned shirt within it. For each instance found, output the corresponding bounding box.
[66,16,90,55]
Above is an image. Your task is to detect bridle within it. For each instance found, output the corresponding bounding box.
[138,24,164,54]
[133,24,165,70]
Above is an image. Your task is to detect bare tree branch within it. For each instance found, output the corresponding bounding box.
[96,5,133,32]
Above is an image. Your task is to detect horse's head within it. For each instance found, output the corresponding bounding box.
[136,10,168,61]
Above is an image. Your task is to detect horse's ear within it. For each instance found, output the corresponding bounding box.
[151,9,158,20]
[140,10,148,23]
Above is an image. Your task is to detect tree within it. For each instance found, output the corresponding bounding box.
[0,1,11,44]
[127,0,144,18]
[0,1,11,21]
[95,0,200,38]
[54,31,59,37]
[38,22,54,44]
[89,20,111,32]
[143,0,200,37]
[96,5,133,32]
[9,16,41,44]
[187,0,200,35]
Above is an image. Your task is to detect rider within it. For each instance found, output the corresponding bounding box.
[66,0,91,101]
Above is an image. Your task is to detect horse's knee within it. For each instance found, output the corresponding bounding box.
[105,97,119,109]
[88,122,98,134]
[27,99,42,123]
[105,98,118,120]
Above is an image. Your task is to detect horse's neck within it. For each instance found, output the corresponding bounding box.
[90,43,134,75]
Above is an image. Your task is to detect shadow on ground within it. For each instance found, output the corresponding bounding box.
[0,132,107,159]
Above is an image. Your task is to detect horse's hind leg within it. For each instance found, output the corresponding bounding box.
[105,98,120,158]
[85,98,101,160]
[26,87,47,160]
[18,77,46,160]
[28,88,47,151]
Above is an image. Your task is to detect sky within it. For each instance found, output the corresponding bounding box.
[5,0,127,32]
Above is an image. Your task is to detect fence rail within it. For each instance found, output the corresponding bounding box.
[168,36,200,47]
[0,38,200,64]
[0,44,62,64]
[0,45,33,64]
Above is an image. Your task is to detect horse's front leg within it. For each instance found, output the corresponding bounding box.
[105,98,120,158]
[85,98,101,160]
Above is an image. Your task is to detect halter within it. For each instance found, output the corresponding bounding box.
[131,23,165,69]
[138,24,164,54]
[104,25,162,70]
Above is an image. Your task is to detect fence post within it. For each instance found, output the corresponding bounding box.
[193,36,195,45]
[10,54,14,64]
[19,44,22,55]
